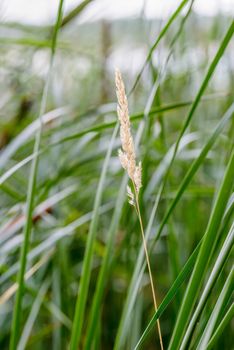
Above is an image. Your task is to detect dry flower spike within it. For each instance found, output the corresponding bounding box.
[115,69,142,193]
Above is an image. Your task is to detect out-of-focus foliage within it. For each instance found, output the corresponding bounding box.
[0,1,233,349]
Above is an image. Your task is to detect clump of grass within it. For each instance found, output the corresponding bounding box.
[115,69,164,350]
[0,2,233,349]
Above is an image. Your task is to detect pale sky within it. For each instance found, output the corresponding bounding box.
[1,0,234,25]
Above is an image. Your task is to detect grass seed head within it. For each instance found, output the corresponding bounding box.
[115,69,142,193]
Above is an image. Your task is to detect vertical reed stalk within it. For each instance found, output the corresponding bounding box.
[115,69,164,350]
[133,183,164,350]
[9,2,64,349]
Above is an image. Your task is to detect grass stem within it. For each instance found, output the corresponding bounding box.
[133,183,164,350]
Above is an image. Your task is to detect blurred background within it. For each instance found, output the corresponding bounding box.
[0,0,233,349]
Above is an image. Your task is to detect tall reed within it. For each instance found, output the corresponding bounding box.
[115,69,164,350]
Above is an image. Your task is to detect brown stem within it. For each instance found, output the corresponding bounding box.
[132,182,164,350]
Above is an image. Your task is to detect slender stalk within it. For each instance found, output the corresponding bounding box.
[133,183,164,350]
[206,302,234,350]
[116,68,164,350]
[9,1,64,349]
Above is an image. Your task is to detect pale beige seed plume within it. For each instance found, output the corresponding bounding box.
[115,69,142,193]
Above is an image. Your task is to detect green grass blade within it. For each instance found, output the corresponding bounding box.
[206,302,234,350]
[0,106,69,168]
[52,264,62,350]
[168,148,234,349]
[69,125,118,350]
[25,284,72,329]
[83,174,128,350]
[17,280,50,350]
[133,240,202,350]
[158,20,234,208]
[0,37,59,49]
[61,0,94,27]
[172,20,234,158]
[54,100,194,145]
[155,103,234,241]
[197,267,234,350]
[129,0,189,94]
[180,223,234,349]
[9,2,64,349]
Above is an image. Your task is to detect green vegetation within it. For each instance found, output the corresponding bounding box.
[0,1,233,349]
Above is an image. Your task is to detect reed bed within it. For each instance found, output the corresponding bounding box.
[0,1,233,349]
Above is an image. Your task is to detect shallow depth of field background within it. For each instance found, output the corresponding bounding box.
[0,1,233,349]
